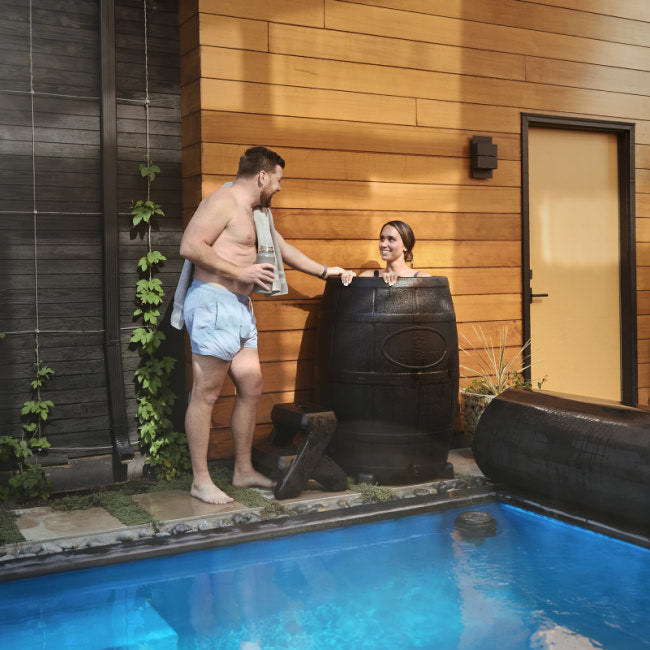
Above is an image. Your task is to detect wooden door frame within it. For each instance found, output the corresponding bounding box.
[521,113,637,406]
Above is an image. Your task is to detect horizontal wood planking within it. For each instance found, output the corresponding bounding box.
[208,423,275,459]
[197,46,650,122]
[638,145,650,170]
[458,0,650,24]
[638,357,650,383]
[190,78,417,125]
[274,268,522,300]
[637,291,650,315]
[216,359,315,402]
[202,175,520,213]
[324,0,650,71]
[184,0,324,27]
[269,22,525,81]
[250,239,522,270]
[638,193,650,220]
[194,111,522,160]
[181,0,650,455]
[196,14,268,53]
[524,57,650,97]
[340,0,650,47]
[200,142,520,187]
[639,220,650,246]
[271,210,521,241]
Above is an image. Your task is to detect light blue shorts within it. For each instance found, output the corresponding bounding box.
[183,280,258,361]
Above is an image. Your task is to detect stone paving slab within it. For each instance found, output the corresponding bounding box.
[264,481,356,505]
[450,448,484,477]
[12,506,126,542]
[131,490,249,523]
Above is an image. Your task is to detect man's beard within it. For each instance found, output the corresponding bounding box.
[259,188,274,208]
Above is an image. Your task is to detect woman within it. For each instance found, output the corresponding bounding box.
[342,220,430,286]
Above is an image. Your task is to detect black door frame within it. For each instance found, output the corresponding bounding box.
[521,113,637,406]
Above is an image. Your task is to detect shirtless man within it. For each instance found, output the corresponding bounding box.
[179,146,350,504]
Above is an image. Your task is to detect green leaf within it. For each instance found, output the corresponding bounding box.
[148,250,166,265]
[139,162,161,182]
[143,309,160,325]
[30,437,51,452]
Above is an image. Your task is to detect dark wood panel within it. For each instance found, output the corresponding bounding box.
[0,0,183,464]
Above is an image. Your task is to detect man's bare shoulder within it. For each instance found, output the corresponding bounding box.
[197,184,237,215]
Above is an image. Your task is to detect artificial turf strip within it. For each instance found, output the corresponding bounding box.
[143,465,271,507]
[208,465,271,508]
[0,507,24,545]
[349,481,395,503]
[50,492,152,526]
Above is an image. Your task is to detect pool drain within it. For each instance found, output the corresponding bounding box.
[454,511,497,538]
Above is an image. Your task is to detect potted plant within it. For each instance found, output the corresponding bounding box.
[459,326,540,445]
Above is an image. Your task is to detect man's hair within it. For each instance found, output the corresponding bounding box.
[237,146,285,177]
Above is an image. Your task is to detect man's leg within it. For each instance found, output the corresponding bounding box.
[186,352,234,504]
[229,347,275,489]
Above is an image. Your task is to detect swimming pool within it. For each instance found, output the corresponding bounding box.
[1,501,648,649]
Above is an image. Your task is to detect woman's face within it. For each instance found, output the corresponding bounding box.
[379,225,405,263]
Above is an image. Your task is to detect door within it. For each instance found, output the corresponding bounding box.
[522,116,637,405]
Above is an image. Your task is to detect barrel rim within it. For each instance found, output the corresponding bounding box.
[324,276,451,287]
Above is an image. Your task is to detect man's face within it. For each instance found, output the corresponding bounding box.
[258,165,283,207]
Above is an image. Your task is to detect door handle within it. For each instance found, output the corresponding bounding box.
[530,292,549,303]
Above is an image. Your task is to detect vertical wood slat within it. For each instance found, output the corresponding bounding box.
[101,0,132,464]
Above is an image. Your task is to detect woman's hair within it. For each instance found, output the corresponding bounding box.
[382,220,415,264]
[237,146,285,177]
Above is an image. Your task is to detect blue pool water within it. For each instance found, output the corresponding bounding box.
[1,502,649,649]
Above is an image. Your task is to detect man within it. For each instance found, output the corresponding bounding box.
[179,146,349,504]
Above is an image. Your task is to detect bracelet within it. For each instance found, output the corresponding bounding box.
[319,265,328,279]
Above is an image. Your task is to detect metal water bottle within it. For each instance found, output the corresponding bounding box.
[254,245,275,295]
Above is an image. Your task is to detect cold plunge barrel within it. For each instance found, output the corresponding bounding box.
[316,276,459,484]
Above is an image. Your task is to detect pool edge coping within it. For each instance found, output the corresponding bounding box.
[0,487,497,583]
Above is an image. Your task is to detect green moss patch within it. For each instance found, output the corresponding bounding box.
[0,506,24,545]
[51,492,152,527]
[208,465,272,508]
[349,481,395,503]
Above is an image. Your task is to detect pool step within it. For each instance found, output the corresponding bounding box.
[0,598,178,649]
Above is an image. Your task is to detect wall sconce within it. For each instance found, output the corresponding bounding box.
[471,135,498,179]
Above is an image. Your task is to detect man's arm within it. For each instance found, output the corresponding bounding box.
[179,193,240,278]
[180,192,274,288]
[276,231,348,279]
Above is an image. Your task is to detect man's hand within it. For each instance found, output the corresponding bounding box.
[241,262,275,291]
[324,266,356,286]
[339,269,356,286]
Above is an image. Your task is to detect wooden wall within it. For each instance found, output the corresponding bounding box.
[0,0,183,467]
[178,0,650,458]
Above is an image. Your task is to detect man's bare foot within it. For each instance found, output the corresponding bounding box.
[232,467,276,489]
[190,480,234,505]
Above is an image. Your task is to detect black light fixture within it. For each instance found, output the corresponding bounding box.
[471,135,498,179]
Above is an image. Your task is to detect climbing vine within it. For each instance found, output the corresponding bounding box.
[130,159,190,480]
[0,333,52,501]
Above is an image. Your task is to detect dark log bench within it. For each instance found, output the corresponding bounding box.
[253,402,347,499]
[474,388,650,531]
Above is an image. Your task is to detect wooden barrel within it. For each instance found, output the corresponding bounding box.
[316,277,459,484]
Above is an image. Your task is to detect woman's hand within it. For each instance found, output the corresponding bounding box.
[381,271,399,286]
